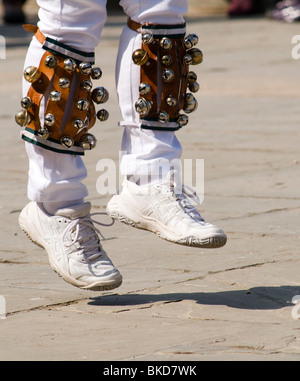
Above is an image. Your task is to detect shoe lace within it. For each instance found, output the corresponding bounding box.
[62,213,114,262]
[166,171,204,222]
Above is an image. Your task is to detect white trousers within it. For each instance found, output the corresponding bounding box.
[24,0,188,206]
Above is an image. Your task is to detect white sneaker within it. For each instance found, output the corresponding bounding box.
[19,201,122,291]
[107,175,227,248]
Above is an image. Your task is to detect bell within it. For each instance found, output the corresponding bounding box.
[81,79,93,92]
[183,33,199,50]
[64,58,76,72]
[183,54,193,65]
[60,136,74,148]
[91,87,109,104]
[185,93,195,104]
[132,49,149,66]
[44,113,56,127]
[72,118,84,129]
[59,77,70,89]
[15,109,31,127]
[187,48,203,65]
[190,33,199,46]
[162,69,175,82]
[49,90,62,102]
[183,35,194,50]
[135,97,152,116]
[76,98,89,111]
[91,67,102,80]
[183,95,198,113]
[142,32,154,44]
[23,66,41,83]
[139,82,151,95]
[166,96,177,107]
[20,96,32,109]
[160,37,172,50]
[161,55,172,66]
[44,55,57,69]
[177,114,189,126]
[188,81,200,93]
[96,109,109,121]
[187,71,197,84]
[80,133,97,150]
[37,127,49,140]
[158,111,169,123]
[79,62,92,75]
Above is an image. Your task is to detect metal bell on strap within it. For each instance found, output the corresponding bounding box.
[96,109,109,121]
[60,136,74,148]
[132,49,149,66]
[44,113,56,127]
[135,97,152,116]
[80,133,97,150]
[44,55,57,69]
[15,109,31,127]
[23,66,41,83]
[91,87,109,104]
[76,98,89,111]
[20,96,33,110]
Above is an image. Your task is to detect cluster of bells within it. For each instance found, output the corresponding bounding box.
[15,55,110,150]
[132,32,202,127]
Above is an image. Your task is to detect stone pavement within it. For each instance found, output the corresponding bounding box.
[0,3,300,362]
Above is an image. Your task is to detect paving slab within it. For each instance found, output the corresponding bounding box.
[0,3,300,362]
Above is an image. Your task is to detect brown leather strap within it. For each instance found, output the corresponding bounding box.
[23,24,46,45]
[127,18,142,33]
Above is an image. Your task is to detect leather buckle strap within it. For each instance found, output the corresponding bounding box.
[127,17,142,33]
[23,24,46,45]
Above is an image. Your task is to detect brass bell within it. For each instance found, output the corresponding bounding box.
[91,67,102,80]
[64,58,76,72]
[166,96,177,107]
[132,49,149,66]
[15,109,31,127]
[142,32,154,44]
[158,111,169,123]
[139,82,151,95]
[44,113,56,127]
[135,97,152,116]
[44,55,57,69]
[20,96,33,109]
[49,90,62,102]
[76,98,89,111]
[37,127,49,140]
[23,66,41,83]
[60,136,74,148]
[162,69,175,82]
[59,77,70,89]
[188,81,200,93]
[96,109,109,121]
[79,62,92,75]
[72,118,84,129]
[80,133,97,150]
[160,37,172,50]
[187,71,197,84]
[161,55,172,66]
[187,48,203,65]
[81,79,93,92]
[177,114,189,126]
[183,54,193,65]
[91,87,109,104]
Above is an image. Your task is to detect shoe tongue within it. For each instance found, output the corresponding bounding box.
[55,202,91,219]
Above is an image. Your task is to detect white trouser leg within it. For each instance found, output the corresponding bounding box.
[117,0,188,186]
[24,0,107,209]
